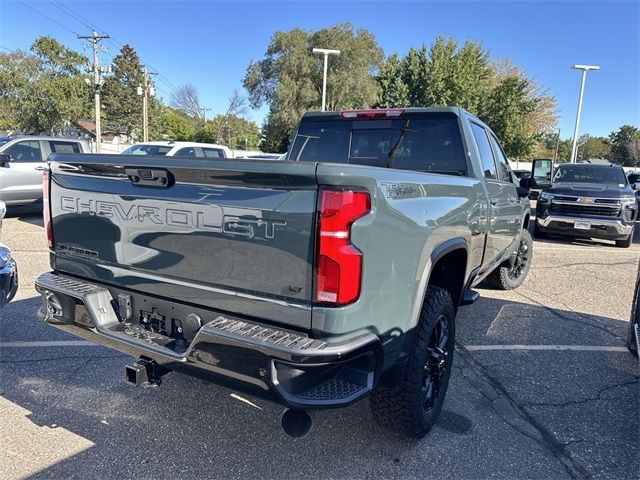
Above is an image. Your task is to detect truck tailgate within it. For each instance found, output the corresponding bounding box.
[48,155,318,329]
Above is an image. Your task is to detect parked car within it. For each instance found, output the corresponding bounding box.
[628,260,639,357]
[0,201,18,310]
[533,161,636,247]
[36,107,533,438]
[626,170,640,217]
[121,141,232,159]
[0,136,90,206]
[237,154,283,160]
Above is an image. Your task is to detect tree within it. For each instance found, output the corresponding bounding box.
[216,88,249,142]
[244,22,383,152]
[375,53,409,107]
[481,75,539,158]
[31,36,87,76]
[610,125,640,166]
[193,114,260,150]
[576,134,611,161]
[0,37,91,135]
[170,84,205,120]
[376,39,557,159]
[101,45,145,137]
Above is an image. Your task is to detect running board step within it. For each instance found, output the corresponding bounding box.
[461,289,480,306]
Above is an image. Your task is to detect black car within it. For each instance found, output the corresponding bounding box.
[533,162,636,248]
[0,200,18,309]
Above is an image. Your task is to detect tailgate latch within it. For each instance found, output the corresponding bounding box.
[126,168,173,188]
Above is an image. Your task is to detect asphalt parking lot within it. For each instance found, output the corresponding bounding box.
[1,205,638,480]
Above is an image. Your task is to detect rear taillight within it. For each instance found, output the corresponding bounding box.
[340,108,404,119]
[42,169,53,249]
[315,189,370,305]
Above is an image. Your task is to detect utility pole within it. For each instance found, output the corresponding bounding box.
[312,48,341,111]
[137,68,156,142]
[78,31,110,153]
[569,64,599,163]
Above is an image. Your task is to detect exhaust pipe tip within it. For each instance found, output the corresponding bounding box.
[281,408,313,438]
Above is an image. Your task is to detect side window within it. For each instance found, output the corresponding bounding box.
[202,148,223,158]
[49,141,81,154]
[3,140,43,162]
[469,123,497,180]
[175,147,197,157]
[489,135,512,182]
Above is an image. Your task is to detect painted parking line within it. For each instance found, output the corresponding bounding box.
[0,340,96,348]
[464,344,628,352]
[533,245,639,253]
[0,341,629,353]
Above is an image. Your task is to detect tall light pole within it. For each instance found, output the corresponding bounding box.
[312,48,340,111]
[570,64,599,163]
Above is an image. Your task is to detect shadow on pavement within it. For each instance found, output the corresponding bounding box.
[5,204,43,227]
[0,295,637,479]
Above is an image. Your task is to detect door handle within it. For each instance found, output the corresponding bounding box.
[34,166,46,171]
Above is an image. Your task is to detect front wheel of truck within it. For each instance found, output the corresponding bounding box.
[486,228,533,290]
[370,286,455,438]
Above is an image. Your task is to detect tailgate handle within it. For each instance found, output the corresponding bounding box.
[126,168,173,188]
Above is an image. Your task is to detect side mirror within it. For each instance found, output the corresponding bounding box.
[516,177,531,198]
[0,154,10,168]
[531,159,553,189]
[519,177,532,189]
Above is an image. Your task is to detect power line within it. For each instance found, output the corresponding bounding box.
[48,0,100,33]
[42,0,178,93]
[0,45,14,52]
[0,33,30,50]
[16,0,80,36]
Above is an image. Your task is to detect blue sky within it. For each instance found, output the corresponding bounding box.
[1,0,638,138]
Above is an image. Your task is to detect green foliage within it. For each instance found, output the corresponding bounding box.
[244,22,383,152]
[480,75,538,158]
[375,53,409,107]
[609,125,640,166]
[576,134,611,161]
[101,45,145,137]
[31,36,87,76]
[156,106,196,141]
[193,114,261,150]
[0,38,90,134]
[374,38,556,159]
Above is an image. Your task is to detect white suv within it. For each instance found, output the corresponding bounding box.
[0,136,90,206]
[121,141,232,159]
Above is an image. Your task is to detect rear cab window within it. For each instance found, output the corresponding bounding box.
[202,148,225,158]
[174,147,197,157]
[288,112,468,176]
[121,144,172,156]
[49,141,81,154]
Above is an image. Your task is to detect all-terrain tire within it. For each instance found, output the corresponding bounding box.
[486,229,533,290]
[370,286,455,438]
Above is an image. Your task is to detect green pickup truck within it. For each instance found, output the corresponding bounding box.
[35,107,533,438]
